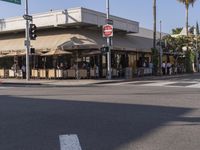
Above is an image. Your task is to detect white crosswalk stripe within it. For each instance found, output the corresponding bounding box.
[103,80,200,88]
[187,83,200,88]
[136,81,177,87]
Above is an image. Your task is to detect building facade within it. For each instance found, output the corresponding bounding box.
[0,7,155,79]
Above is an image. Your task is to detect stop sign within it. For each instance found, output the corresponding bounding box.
[103,24,113,37]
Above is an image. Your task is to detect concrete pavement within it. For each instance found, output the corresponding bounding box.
[0,82,200,150]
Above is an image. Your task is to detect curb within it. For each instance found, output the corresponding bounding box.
[0,82,42,86]
[0,81,96,87]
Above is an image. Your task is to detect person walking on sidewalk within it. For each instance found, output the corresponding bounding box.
[167,61,172,75]
[149,61,153,75]
[21,64,26,79]
[162,61,166,75]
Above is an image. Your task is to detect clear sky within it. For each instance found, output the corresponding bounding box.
[0,0,200,33]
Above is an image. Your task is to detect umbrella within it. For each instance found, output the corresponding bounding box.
[0,54,7,58]
[5,51,26,57]
[42,49,72,56]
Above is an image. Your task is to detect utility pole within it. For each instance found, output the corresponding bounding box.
[196,35,198,72]
[25,0,30,80]
[106,0,112,80]
[153,0,156,49]
[159,20,163,75]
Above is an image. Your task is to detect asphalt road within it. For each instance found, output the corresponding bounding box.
[0,81,200,150]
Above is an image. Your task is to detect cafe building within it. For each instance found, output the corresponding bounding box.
[0,7,155,79]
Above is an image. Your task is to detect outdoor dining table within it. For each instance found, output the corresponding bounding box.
[31,69,39,78]
[39,69,47,78]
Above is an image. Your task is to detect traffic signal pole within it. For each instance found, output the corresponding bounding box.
[106,0,112,80]
[25,0,30,80]
[159,20,162,76]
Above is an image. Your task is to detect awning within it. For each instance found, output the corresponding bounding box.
[0,29,152,53]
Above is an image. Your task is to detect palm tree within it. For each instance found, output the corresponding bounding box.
[153,0,156,49]
[177,0,197,36]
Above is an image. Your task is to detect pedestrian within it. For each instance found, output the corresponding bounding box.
[149,61,153,75]
[167,61,171,75]
[162,61,166,75]
[21,64,26,79]
[95,64,99,78]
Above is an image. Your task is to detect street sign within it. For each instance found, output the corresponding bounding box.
[1,0,21,5]
[103,24,113,37]
[23,15,33,21]
[106,19,113,25]
[24,40,30,46]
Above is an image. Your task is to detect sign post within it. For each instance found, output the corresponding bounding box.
[24,0,30,80]
[0,0,21,4]
[105,0,112,80]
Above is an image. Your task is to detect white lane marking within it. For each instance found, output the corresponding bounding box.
[142,81,177,86]
[187,83,200,88]
[104,81,177,86]
[59,134,82,150]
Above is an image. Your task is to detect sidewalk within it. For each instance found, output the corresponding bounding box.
[0,78,125,87]
[0,73,199,87]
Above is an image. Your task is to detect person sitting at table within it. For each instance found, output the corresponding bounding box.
[60,63,64,70]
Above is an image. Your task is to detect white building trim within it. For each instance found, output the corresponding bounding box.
[0,7,139,34]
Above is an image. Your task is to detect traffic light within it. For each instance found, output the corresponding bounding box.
[29,24,37,40]
[100,46,109,54]
[30,48,35,54]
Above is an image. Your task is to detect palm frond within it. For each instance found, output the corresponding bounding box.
[177,0,197,6]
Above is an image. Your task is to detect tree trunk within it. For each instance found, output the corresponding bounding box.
[186,4,189,36]
[153,0,156,49]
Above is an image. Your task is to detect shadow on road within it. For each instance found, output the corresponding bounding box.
[0,95,199,150]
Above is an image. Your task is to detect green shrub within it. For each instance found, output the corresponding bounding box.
[185,50,195,73]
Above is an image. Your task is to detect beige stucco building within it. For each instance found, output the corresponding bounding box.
[0,7,157,79]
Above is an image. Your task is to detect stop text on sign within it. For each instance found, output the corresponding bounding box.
[103,24,113,37]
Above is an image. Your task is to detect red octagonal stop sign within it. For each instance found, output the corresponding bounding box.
[103,24,113,37]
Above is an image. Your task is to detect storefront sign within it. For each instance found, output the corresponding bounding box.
[1,0,21,4]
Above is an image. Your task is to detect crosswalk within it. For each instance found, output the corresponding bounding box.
[104,80,200,88]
